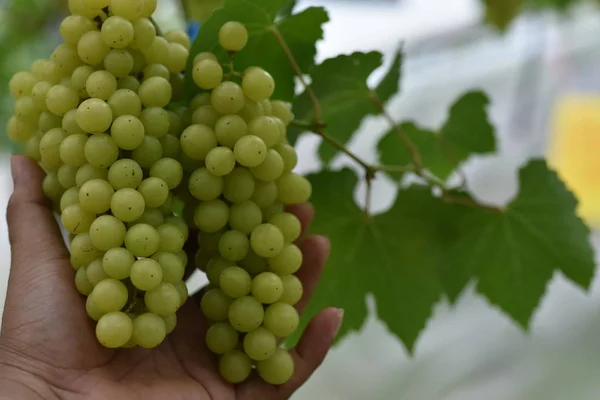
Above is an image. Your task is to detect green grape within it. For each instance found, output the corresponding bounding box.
[257,348,294,385]
[131,18,156,50]
[60,187,80,212]
[156,223,185,253]
[198,230,225,253]
[268,243,303,275]
[71,65,94,99]
[277,173,312,205]
[39,128,66,169]
[192,105,221,127]
[137,177,169,209]
[234,135,267,168]
[110,0,144,20]
[166,43,189,74]
[60,15,96,45]
[129,49,146,74]
[86,71,117,101]
[218,21,248,52]
[132,208,164,228]
[61,203,95,234]
[108,158,143,189]
[9,71,38,98]
[108,89,141,118]
[220,266,251,298]
[263,302,299,337]
[76,98,113,133]
[14,96,40,120]
[279,275,303,305]
[143,63,170,80]
[165,216,189,241]
[43,173,63,200]
[163,314,177,334]
[58,164,78,189]
[228,296,263,332]
[211,82,245,114]
[110,115,144,150]
[79,178,114,214]
[215,114,247,149]
[152,252,184,283]
[193,52,217,65]
[39,111,62,133]
[206,256,232,285]
[240,249,268,275]
[200,288,232,321]
[244,327,277,361]
[220,350,252,384]
[193,59,223,90]
[91,278,129,313]
[194,199,229,233]
[270,101,293,126]
[250,149,284,182]
[250,180,277,209]
[62,109,84,135]
[242,68,275,102]
[32,81,52,110]
[188,168,223,201]
[76,164,108,188]
[84,0,110,8]
[130,258,163,291]
[149,158,183,189]
[237,97,265,122]
[174,281,189,306]
[263,204,288,223]
[143,37,169,65]
[167,111,183,136]
[26,135,42,162]
[118,76,141,92]
[32,59,62,85]
[86,295,104,321]
[165,29,191,49]
[190,92,212,110]
[7,117,36,143]
[205,147,235,177]
[111,188,146,222]
[269,213,300,243]
[158,193,175,215]
[223,167,255,204]
[138,77,172,108]
[96,312,133,349]
[159,134,181,158]
[180,124,217,160]
[274,143,298,173]
[145,282,181,317]
[86,258,109,286]
[132,136,163,168]
[78,31,111,65]
[75,265,94,295]
[89,215,126,251]
[84,133,119,169]
[70,233,104,270]
[218,231,249,262]
[206,322,238,354]
[133,313,167,349]
[229,201,262,235]
[250,224,284,258]
[101,16,134,48]
[102,247,135,280]
[140,107,170,138]
[51,43,82,76]
[124,223,160,257]
[251,272,283,304]
[46,85,79,116]
[248,116,282,148]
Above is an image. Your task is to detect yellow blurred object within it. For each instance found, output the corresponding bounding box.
[184,0,225,22]
[548,95,600,226]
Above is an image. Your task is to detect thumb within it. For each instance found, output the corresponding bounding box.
[5,155,69,290]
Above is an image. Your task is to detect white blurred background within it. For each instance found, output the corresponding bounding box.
[4,0,600,399]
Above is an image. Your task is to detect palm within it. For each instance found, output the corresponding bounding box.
[0,156,341,400]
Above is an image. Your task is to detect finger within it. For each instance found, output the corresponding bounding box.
[295,235,330,313]
[5,156,69,284]
[237,307,343,400]
[285,203,314,242]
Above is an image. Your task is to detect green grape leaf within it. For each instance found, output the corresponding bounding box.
[441,160,595,326]
[378,91,495,181]
[375,49,403,105]
[293,168,468,352]
[483,0,521,30]
[184,0,328,101]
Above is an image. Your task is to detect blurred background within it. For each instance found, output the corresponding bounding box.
[3,0,600,399]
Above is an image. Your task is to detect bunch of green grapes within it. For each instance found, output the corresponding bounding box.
[6,0,312,387]
[7,0,190,350]
[188,22,311,386]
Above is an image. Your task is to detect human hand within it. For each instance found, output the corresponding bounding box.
[0,155,343,400]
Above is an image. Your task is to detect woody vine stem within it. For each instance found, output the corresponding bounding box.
[268,26,489,215]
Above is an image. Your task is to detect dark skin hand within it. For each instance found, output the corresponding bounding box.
[0,155,343,400]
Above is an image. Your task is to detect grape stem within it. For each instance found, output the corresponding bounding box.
[150,17,163,37]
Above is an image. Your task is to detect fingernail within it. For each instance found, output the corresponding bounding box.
[333,308,344,337]
[317,235,331,255]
